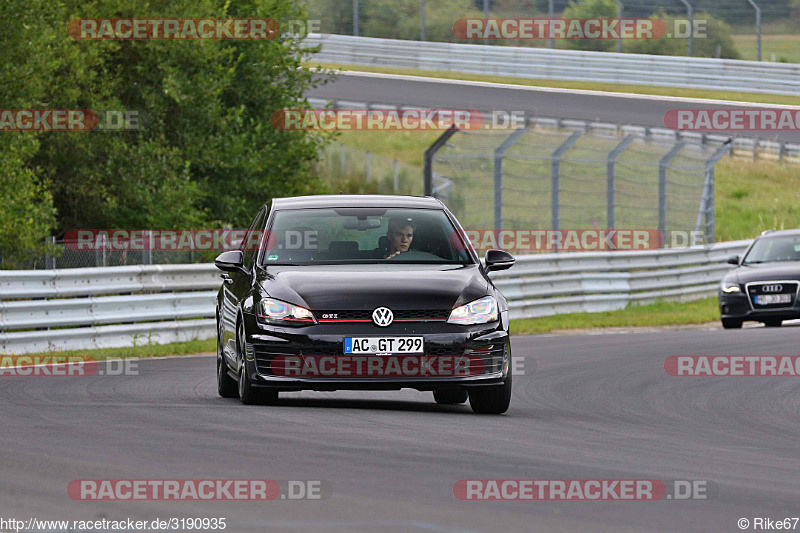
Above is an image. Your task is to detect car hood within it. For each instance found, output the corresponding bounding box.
[725,261,800,284]
[257,264,490,311]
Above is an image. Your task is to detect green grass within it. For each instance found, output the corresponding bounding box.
[309,62,800,106]
[510,297,719,335]
[732,34,800,63]
[5,338,215,361]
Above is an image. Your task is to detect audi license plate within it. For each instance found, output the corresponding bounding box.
[755,294,792,305]
[344,337,423,354]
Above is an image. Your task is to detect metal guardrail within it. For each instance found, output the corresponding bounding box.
[491,240,750,319]
[306,33,800,96]
[307,98,800,164]
[0,241,750,354]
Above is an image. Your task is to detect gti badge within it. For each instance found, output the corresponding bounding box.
[372,307,394,327]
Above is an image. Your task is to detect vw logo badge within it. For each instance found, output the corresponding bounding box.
[372,307,394,327]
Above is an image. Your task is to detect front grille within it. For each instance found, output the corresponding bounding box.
[316,309,450,322]
[251,340,507,377]
[748,282,798,309]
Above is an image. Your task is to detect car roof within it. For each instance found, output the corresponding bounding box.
[270,194,444,210]
[759,228,800,238]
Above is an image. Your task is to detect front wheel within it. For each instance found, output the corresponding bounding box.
[469,366,512,414]
[237,321,278,405]
[217,317,238,398]
[763,319,783,328]
[721,318,743,329]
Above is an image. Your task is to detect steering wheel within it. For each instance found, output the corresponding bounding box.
[387,250,441,260]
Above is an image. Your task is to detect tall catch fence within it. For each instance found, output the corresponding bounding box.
[426,126,732,252]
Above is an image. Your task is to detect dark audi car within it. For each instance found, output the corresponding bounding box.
[214,195,515,413]
[719,229,800,329]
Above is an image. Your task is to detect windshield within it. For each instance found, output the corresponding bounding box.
[742,235,800,264]
[258,207,474,266]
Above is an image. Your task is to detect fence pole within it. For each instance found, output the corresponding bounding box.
[483,0,489,46]
[606,134,636,230]
[420,0,426,41]
[393,159,399,192]
[679,0,693,57]
[658,141,686,244]
[494,128,527,232]
[551,131,582,231]
[423,125,458,196]
[548,0,555,49]
[353,0,359,36]
[746,0,761,61]
[615,0,623,53]
[366,151,372,182]
[46,235,56,269]
[695,140,732,244]
[340,143,346,176]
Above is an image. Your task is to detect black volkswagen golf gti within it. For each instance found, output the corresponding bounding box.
[214,195,516,414]
[719,229,800,329]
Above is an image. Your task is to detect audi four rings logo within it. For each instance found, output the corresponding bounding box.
[372,307,394,327]
[761,284,783,293]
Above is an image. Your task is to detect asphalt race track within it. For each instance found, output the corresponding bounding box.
[307,72,800,144]
[2,326,799,533]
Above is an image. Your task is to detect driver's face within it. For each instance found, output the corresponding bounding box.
[389,225,414,253]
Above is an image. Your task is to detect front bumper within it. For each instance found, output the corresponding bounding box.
[241,312,511,392]
[719,290,800,322]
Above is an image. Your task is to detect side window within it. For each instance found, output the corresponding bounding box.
[241,208,266,271]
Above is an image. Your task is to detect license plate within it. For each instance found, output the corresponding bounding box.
[344,337,424,354]
[755,294,792,305]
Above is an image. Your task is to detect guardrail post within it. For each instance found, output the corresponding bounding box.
[658,141,686,244]
[606,135,636,230]
[551,131,582,231]
[423,125,458,196]
[494,128,527,231]
[695,140,732,245]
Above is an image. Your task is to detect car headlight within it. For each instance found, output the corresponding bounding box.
[448,296,498,325]
[721,283,741,293]
[257,298,316,326]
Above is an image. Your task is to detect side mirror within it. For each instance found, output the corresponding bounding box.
[726,255,740,266]
[215,250,245,273]
[485,249,515,272]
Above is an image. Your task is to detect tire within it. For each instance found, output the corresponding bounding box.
[469,365,512,415]
[433,389,468,405]
[721,318,743,329]
[763,319,783,328]
[237,320,278,405]
[217,316,238,398]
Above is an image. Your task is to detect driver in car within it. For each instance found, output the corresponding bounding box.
[384,217,415,259]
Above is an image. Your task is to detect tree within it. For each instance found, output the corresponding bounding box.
[561,0,618,52]
[625,11,740,59]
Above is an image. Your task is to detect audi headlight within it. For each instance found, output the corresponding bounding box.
[721,283,741,293]
[448,296,498,325]
[257,298,316,326]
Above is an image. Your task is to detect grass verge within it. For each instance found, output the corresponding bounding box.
[510,297,719,335]
[8,338,215,361]
[309,62,800,106]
